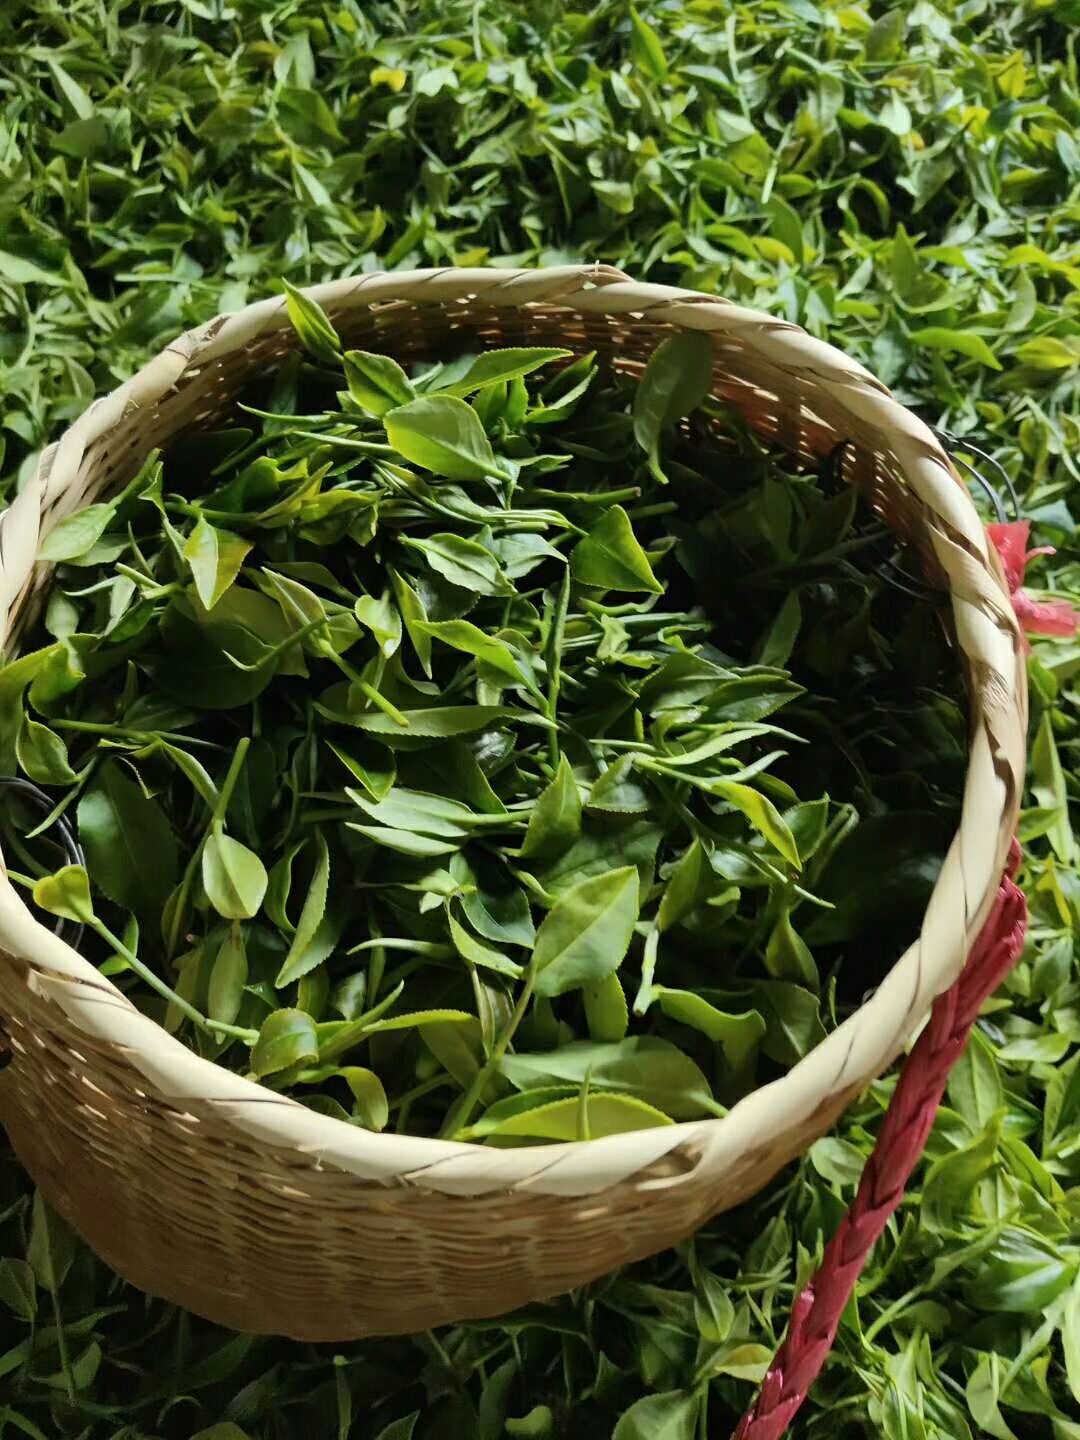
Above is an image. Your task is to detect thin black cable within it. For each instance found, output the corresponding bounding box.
[0,776,86,947]
[819,432,1019,603]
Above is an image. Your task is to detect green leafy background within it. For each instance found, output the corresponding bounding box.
[2,1,1080,1437]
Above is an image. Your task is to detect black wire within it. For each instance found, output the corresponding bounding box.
[819,432,1020,604]
[0,776,86,948]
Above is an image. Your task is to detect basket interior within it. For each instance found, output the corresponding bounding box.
[17,297,953,650]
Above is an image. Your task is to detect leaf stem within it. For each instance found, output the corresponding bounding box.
[440,960,536,1139]
[212,736,250,827]
[94,916,258,1044]
[544,566,571,765]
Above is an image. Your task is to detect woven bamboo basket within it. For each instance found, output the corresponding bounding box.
[0,265,1026,1341]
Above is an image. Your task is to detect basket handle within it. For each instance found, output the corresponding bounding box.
[734,841,1027,1440]
[734,502,1076,1438]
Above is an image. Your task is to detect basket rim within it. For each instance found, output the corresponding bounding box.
[0,263,1027,1201]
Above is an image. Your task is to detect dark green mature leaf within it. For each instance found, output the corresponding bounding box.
[632,332,713,481]
[26,1193,76,1294]
[151,591,288,710]
[78,762,177,915]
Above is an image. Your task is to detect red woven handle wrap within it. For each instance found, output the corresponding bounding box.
[735,841,1027,1440]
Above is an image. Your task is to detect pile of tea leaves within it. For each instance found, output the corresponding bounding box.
[0,291,962,1145]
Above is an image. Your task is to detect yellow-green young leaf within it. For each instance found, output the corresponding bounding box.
[996,50,1026,99]
[251,1008,318,1077]
[48,59,95,119]
[384,395,506,481]
[208,925,248,1026]
[765,908,818,986]
[370,66,407,92]
[483,1091,672,1141]
[32,865,95,924]
[966,1354,1019,1440]
[328,739,395,802]
[202,832,268,920]
[16,714,77,785]
[865,7,904,59]
[584,971,628,1042]
[498,1036,717,1118]
[920,1111,1004,1235]
[447,907,522,977]
[612,1390,699,1440]
[389,567,432,676]
[421,1016,484,1085]
[910,327,1002,370]
[587,755,651,813]
[707,1343,774,1382]
[419,619,524,684]
[182,517,252,610]
[709,779,800,867]
[276,831,334,986]
[443,347,573,397]
[1032,712,1078,864]
[657,838,709,931]
[504,1406,553,1439]
[345,704,529,739]
[348,784,476,837]
[355,590,402,657]
[343,349,415,415]
[521,755,582,858]
[629,7,668,81]
[654,988,765,1069]
[1063,1272,1080,1405]
[767,195,809,264]
[39,503,115,562]
[808,1136,866,1188]
[361,1008,475,1035]
[570,506,662,593]
[281,278,341,365]
[532,866,640,998]
[346,823,459,857]
[342,1067,389,1130]
[296,964,329,1019]
[947,1029,1004,1132]
[401,533,514,596]
[632,331,714,481]
[1015,336,1079,370]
